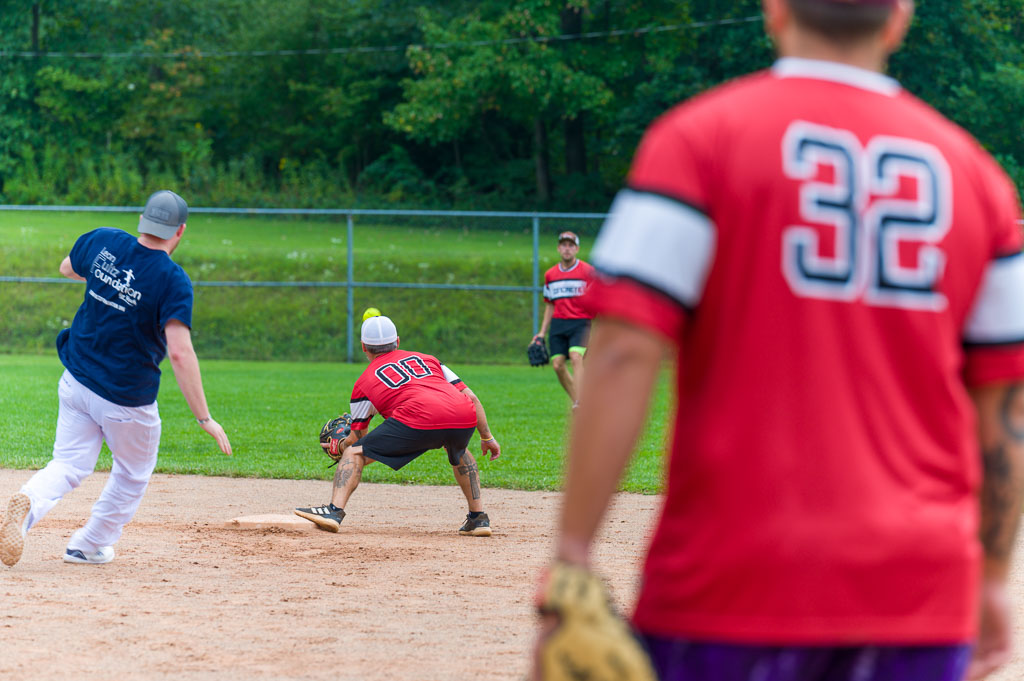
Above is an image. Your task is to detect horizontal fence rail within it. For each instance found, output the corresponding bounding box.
[0,276,536,292]
[0,204,608,362]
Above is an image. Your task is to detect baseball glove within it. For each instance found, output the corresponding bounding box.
[528,338,550,367]
[535,562,656,681]
[319,413,353,462]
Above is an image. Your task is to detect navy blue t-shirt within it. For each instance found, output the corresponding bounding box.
[56,227,193,406]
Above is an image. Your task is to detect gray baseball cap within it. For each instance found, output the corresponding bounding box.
[138,190,188,239]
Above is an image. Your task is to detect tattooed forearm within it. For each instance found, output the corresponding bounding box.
[459,461,481,500]
[980,384,1024,563]
[1001,385,1024,442]
[980,443,1021,562]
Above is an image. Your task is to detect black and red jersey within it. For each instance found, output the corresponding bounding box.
[349,350,476,431]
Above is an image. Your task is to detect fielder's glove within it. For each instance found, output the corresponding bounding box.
[528,338,550,367]
[535,562,656,681]
[319,413,353,463]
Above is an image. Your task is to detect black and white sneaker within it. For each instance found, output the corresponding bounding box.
[458,512,492,537]
[63,546,115,564]
[294,504,345,532]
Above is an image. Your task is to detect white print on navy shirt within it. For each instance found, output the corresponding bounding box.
[543,279,587,300]
[91,247,143,308]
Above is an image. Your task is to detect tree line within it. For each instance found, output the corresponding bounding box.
[0,0,1021,210]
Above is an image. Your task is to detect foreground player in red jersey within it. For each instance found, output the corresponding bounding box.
[295,315,501,536]
[535,1,1024,680]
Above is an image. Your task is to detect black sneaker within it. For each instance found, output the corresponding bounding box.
[458,512,492,537]
[294,504,345,532]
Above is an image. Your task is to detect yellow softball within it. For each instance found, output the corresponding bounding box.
[362,307,382,322]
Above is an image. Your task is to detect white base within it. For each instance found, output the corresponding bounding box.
[224,513,317,531]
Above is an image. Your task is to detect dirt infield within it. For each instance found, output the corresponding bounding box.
[0,470,657,681]
[2,469,1023,681]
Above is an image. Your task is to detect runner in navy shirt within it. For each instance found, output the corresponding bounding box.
[57,226,193,406]
[1,190,232,568]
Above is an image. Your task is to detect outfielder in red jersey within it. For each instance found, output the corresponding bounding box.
[536,2,1024,681]
[532,231,596,406]
[296,315,501,536]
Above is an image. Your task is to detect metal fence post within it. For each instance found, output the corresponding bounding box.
[532,215,540,336]
[346,213,354,363]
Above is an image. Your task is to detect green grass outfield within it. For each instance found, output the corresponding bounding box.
[1,354,669,493]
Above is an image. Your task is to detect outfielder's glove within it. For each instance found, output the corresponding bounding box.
[319,413,353,462]
[535,562,656,681]
[528,338,550,367]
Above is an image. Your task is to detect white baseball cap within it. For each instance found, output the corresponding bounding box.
[361,315,398,345]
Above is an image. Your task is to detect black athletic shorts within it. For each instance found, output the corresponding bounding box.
[548,317,591,358]
[356,418,476,471]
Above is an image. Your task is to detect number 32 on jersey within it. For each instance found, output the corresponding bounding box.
[781,120,952,311]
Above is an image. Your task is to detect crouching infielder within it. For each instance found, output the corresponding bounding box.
[296,315,501,536]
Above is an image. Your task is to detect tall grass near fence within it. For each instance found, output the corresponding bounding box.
[0,210,597,363]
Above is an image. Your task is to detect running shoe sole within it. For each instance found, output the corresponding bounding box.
[0,493,31,567]
[458,526,493,537]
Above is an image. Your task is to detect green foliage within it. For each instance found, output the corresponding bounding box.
[3,143,148,204]
[0,1,1019,208]
[0,353,669,493]
[384,3,613,139]
[357,145,439,204]
[892,0,1024,178]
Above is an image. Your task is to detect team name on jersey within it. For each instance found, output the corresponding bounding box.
[544,279,587,300]
[91,247,142,307]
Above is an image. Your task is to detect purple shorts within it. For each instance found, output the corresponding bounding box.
[641,636,971,681]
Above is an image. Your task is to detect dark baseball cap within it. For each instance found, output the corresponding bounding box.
[138,190,188,239]
[557,231,580,245]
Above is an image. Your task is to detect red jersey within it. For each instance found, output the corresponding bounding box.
[543,260,595,319]
[588,58,1024,644]
[349,350,476,431]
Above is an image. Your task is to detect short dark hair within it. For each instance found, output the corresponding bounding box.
[787,0,893,45]
[364,341,398,355]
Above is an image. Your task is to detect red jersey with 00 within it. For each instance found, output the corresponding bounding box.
[543,260,595,319]
[349,350,476,431]
[588,59,1024,644]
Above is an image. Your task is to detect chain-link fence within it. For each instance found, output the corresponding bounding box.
[0,205,608,363]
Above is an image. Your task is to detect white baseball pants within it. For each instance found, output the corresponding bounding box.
[21,370,161,553]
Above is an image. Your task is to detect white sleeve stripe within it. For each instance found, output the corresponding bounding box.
[350,400,375,420]
[441,364,460,383]
[963,252,1024,344]
[591,189,716,308]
